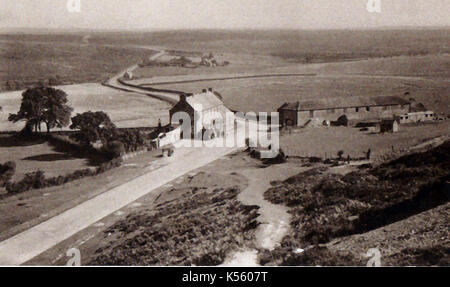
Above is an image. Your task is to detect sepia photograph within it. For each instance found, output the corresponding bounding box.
[0,0,448,273]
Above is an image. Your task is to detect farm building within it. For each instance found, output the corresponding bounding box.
[380,119,399,133]
[123,70,133,80]
[150,124,182,148]
[170,89,231,138]
[398,111,435,124]
[278,96,411,127]
[357,119,399,133]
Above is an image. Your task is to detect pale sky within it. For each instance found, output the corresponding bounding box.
[1,0,449,31]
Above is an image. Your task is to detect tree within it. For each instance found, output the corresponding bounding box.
[337,150,344,160]
[70,111,116,146]
[8,86,73,133]
[42,88,73,132]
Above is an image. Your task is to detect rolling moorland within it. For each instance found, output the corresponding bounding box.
[0,29,449,266]
[1,29,449,88]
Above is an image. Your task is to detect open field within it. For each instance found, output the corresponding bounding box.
[0,40,157,91]
[0,83,171,131]
[310,54,450,78]
[152,54,450,114]
[0,135,105,182]
[280,121,450,160]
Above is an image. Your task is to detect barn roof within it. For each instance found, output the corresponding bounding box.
[185,91,224,111]
[279,96,410,111]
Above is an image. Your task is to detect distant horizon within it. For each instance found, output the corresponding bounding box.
[1,0,449,32]
[1,25,450,34]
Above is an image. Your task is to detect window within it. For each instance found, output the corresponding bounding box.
[355,107,359,112]
[343,108,348,113]
[366,107,370,112]
[309,110,314,118]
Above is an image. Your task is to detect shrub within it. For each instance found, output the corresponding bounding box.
[6,170,46,194]
[309,157,322,163]
[105,141,126,158]
[0,161,16,187]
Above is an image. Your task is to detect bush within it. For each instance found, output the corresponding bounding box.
[309,157,322,163]
[6,170,46,194]
[105,141,126,158]
[4,155,121,195]
[0,161,16,187]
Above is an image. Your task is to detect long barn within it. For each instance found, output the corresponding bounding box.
[278,96,411,127]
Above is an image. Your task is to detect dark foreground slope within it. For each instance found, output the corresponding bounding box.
[261,140,450,266]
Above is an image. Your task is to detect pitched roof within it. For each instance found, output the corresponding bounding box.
[278,102,299,111]
[185,91,224,111]
[279,96,410,111]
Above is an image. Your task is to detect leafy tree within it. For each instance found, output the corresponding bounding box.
[8,86,73,133]
[42,88,73,132]
[70,111,116,146]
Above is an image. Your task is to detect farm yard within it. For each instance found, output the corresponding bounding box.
[280,121,450,160]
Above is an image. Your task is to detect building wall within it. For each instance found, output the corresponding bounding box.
[399,112,434,124]
[170,102,226,138]
[296,104,410,126]
[279,109,298,126]
[157,126,182,148]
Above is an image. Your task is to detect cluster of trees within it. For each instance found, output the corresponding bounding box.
[69,111,147,155]
[8,86,148,156]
